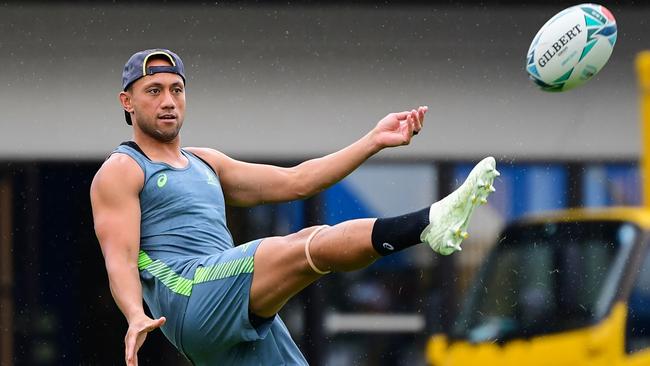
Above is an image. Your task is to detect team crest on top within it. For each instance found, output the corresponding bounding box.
[206,170,219,186]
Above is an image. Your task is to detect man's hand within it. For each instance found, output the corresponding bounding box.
[124,315,166,366]
[372,106,427,148]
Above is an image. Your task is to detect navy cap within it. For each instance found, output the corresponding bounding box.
[121,48,186,125]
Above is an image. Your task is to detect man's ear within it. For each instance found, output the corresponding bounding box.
[119,91,134,113]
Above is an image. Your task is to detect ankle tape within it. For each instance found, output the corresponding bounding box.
[305,225,331,275]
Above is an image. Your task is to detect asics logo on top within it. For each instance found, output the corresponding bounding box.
[157,173,168,188]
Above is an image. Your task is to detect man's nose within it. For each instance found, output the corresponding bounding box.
[160,90,176,108]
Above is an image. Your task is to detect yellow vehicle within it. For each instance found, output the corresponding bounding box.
[426,207,650,366]
[427,52,650,366]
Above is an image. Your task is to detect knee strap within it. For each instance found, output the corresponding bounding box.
[305,225,331,275]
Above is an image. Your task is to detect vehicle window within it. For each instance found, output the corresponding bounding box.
[626,243,650,354]
[452,221,637,343]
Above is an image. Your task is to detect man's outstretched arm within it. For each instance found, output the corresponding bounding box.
[188,106,427,206]
[90,154,165,366]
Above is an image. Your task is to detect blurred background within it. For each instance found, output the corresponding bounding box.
[0,0,646,365]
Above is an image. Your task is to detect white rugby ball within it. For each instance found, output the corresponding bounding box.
[526,3,617,92]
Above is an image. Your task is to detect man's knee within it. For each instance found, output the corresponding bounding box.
[250,227,327,317]
[287,226,321,242]
[253,226,326,277]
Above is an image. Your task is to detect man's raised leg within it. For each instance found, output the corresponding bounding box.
[249,156,499,318]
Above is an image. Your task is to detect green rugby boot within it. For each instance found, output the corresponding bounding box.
[420,156,499,255]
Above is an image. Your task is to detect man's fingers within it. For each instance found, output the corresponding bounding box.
[413,120,422,134]
[415,106,427,134]
[405,116,414,143]
[393,111,411,120]
[392,106,428,123]
[125,335,136,366]
[122,316,166,366]
[411,111,419,133]
[146,316,166,332]
[410,117,420,135]
[410,110,420,129]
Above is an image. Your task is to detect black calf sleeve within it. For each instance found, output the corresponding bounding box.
[371,207,430,256]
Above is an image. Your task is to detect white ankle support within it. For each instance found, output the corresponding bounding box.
[305,225,331,275]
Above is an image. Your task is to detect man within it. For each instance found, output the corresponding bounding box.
[90,48,498,365]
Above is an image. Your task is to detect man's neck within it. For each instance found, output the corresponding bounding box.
[133,132,187,169]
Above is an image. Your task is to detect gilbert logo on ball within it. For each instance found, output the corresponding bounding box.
[526,3,617,92]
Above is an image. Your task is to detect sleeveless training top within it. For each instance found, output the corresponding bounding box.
[112,142,235,348]
[112,143,309,365]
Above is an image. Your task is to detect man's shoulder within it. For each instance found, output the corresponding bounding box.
[185,146,230,164]
[185,146,215,155]
[185,147,231,160]
[92,153,145,192]
[102,151,143,172]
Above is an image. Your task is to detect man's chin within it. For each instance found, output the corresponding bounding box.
[154,131,180,143]
[137,120,182,143]
[145,126,180,143]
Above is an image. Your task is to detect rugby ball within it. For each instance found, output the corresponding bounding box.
[526,3,617,92]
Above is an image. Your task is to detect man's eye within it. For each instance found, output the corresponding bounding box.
[173,88,184,94]
[147,89,160,94]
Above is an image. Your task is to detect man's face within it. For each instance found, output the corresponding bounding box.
[125,58,186,142]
